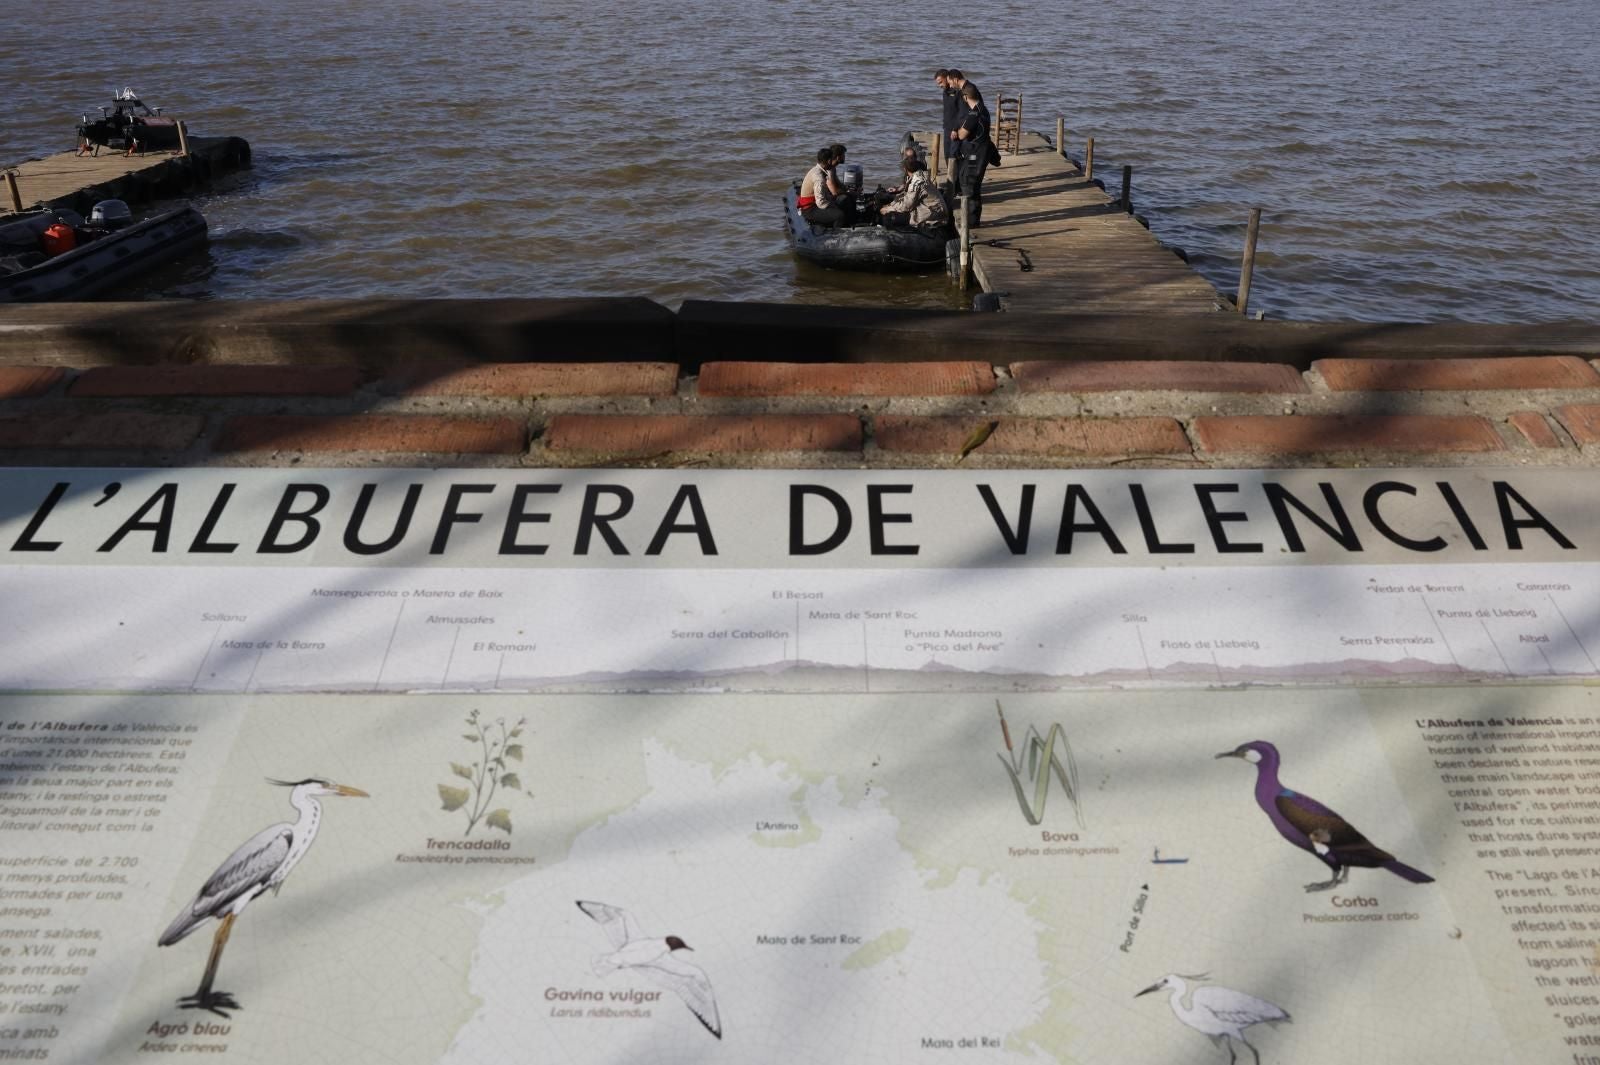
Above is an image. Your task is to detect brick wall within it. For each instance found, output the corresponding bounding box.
[3,356,1600,468]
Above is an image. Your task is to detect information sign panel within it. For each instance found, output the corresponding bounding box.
[0,469,1596,1063]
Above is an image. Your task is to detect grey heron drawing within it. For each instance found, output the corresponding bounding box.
[1137,973,1290,1065]
[576,900,722,1039]
[157,777,369,1016]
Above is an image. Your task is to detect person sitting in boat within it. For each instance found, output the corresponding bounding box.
[798,148,846,229]
[879,137,929,198]
[878,158,949,229]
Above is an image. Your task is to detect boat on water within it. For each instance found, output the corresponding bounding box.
[782,163,954,273]
[0,202,208,303]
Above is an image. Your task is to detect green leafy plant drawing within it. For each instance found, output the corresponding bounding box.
[438,709,529,836]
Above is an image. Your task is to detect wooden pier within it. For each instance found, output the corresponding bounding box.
[4,136,251,218]
[965,132,1226,315]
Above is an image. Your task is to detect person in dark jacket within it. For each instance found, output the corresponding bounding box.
[952,82,992,227]
[935,69,961,168]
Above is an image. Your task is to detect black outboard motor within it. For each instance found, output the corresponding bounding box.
[89,200,133,232]
[835,163,864,198]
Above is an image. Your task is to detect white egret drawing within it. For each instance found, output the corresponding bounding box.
[1136,973,1290,1065]
[157,777,369,1016]
[576,900,722,1039]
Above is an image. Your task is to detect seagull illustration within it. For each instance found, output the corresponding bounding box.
[1217,740,1435,892]
[1137,972,1290,1065]
[576,900,722,1039]
[158,777,368,1015]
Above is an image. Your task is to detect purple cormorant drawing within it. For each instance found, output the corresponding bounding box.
[1216,740,1434,892]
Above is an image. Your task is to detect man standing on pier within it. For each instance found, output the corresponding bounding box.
[953,82,991,227]
[936,69,962,172]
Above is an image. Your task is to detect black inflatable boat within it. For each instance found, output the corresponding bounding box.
[783,185,953,273]
[0,204,208,303]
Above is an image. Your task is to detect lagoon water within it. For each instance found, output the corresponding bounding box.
[5,0,1598,320]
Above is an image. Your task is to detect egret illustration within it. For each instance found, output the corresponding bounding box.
[576,900,722,1039]
[1137,972,1290,1065]
[157,777,369,1016]
[1217,740,1434,892]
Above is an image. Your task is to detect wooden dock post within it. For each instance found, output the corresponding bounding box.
[1055,117,1064,158]
[176,120,190,158]
[1085,138,1094,181]
[4,170,21,213]
[1238,207,1262,316]
[959,195,973,290]
[1121,165,1133,213]
[930,139,939,184]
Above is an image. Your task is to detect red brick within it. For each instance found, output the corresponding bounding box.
[0,367,66,399]
[697,361,995,397]
[215,415,525,454]
[544,414,861,455]
[1508,411,1564,449]
[1314,356,1600,391]
[1192,415,1504,454]
[387,362,679,398]
[1012,360,1307,394]
[70,365,363,398]
[0,412,202,450]
[873,416,1190,457]
[1555,405,1600,445]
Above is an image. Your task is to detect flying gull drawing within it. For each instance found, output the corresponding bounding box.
[1216,740,1434,892]
[576,900,722,1039]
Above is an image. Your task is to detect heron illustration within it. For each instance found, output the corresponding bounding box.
[157,777,368,1016]
[1137,973,1290,1065]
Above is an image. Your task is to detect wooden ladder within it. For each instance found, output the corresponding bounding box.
[994,92,1022,154]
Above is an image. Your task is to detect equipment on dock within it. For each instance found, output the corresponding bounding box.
[0,202,207,302]
[783,184,953,273]
[76,88,181,156]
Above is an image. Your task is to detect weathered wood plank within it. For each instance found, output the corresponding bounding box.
[5,137,249,214]
[969,132,1224,314]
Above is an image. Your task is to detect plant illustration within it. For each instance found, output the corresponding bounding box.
[438,709,528,836]
[995,700,1086,829]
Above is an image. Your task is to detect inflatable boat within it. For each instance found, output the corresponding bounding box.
[0,203,208,303]
[783,184,953,273]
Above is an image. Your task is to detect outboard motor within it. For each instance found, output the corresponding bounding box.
[89,200,133,231]
[836,163,864,197]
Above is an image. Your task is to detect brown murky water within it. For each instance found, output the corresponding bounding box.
[5,0,1598,320]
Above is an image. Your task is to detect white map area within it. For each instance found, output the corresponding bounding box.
[443,741,1048,1063]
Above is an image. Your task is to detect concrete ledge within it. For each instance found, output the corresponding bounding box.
[0,298,677,366]
[2,299,1597,371]
[677,301,1600,368]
